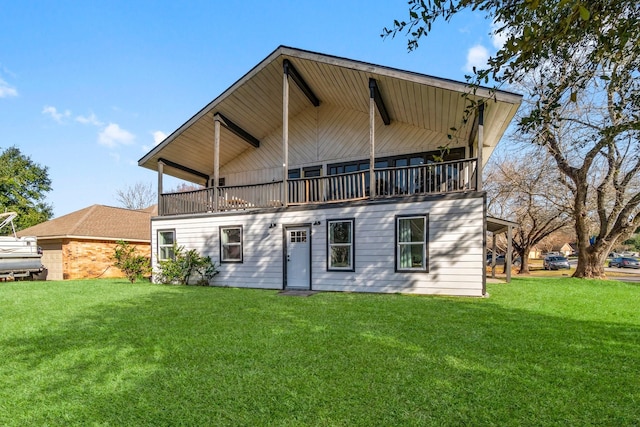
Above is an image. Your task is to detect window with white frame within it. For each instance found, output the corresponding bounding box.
[327,219,354,271]
[220,225,243,263]
[158,230,176,261]
[396,215,428,272]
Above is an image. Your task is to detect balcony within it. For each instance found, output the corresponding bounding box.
[159,158,478,216]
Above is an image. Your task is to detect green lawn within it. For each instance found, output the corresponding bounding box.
[1,278,638,426]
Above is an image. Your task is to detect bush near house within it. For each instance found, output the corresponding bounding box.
[111,240,151,283]
[156,244,219,285]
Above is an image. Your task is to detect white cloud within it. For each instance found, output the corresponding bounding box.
[490,20,508,50]
[0,77,17,98]
[98,123,135,148]
[42,105,71,123]
[463,44,490,73]
[152,131,167,145]
[76,112,103,126]
[143,130,168,152]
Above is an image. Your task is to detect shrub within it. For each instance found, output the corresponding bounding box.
[156,244,219,286]
[112,240,151,283]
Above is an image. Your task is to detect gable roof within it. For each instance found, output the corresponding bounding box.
[16,204,154,242]
[138,45,522,184]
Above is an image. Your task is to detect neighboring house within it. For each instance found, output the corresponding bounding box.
[530,242,574,259]
[138,46,522,296]
[551,243,573,257]
[529,247,544,259]
[17,205,155,280]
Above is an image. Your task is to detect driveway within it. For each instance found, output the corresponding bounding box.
[605,265,640,282]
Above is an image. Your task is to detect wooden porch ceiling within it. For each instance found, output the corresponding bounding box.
[139,46,522,184]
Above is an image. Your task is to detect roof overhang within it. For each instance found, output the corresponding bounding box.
[487,216,519,234]
[35,235,150,243]
[139,45,522,184]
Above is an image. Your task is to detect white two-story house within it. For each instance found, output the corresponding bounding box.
[138,46,521,296]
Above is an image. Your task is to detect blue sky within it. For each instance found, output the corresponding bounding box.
[1,1,500,217]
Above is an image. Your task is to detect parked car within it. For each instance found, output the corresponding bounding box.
[486,254,521,266]
[608,257,640,269]
[543,256,570,270]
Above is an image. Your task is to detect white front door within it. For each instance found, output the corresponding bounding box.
[285,226,311,289]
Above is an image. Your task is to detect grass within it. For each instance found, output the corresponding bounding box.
[0,278,638,426]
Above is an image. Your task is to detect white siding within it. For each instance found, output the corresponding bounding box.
[151,195,485,296]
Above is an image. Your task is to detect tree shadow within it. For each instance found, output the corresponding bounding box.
[1,285,638,425]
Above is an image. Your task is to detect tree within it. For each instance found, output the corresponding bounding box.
[485,151,572,274]
[0,146,53,232]
[385,1,640,278]
[115,181,156,210]
[170,183,204,193]
[112,240,151,283]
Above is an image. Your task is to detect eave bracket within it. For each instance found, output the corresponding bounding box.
[214,113,260,148]
[284,59,320,107]
[158,158,209,185]
[369,78,391,125]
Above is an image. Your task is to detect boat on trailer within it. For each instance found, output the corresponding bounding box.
[0,212,44,280]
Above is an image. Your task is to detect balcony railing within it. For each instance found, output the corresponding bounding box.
[374,158,476,197]
[218,181,283,210]
[288,170,368,205]
[159,158,477,216]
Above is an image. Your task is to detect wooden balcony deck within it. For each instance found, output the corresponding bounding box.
[159,158,478,216]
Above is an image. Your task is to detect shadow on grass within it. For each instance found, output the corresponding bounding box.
[1,283,639,425]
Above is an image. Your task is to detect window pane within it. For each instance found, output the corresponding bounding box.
[399,245,412,269]
[223,228,241,243]
[330,221,352,244]
[399,218,424,242]
[375,160,388,168]
[330,246,351,268]
[159,231,174,245]
[223,245,241,261]
[288,169,300,179]
[345,164,358,173]
[304,168,321,177]
[400,244,424,268]
[160,246,174,260]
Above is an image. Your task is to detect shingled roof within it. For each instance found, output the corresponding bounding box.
[17,204,155,242]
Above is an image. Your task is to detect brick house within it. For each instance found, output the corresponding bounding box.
[17,205,154,280]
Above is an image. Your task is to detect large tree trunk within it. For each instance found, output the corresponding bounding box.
[517,246,531,274]
[572,185,609,278]
[573,247,607,278]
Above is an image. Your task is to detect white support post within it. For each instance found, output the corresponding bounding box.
[282,63,290,207]
[477,103,484,191]
[157,160,164,214]
[506,225,513,283]
[369,91,376,200]
[491,233,497,279]
[213,117,221,212]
